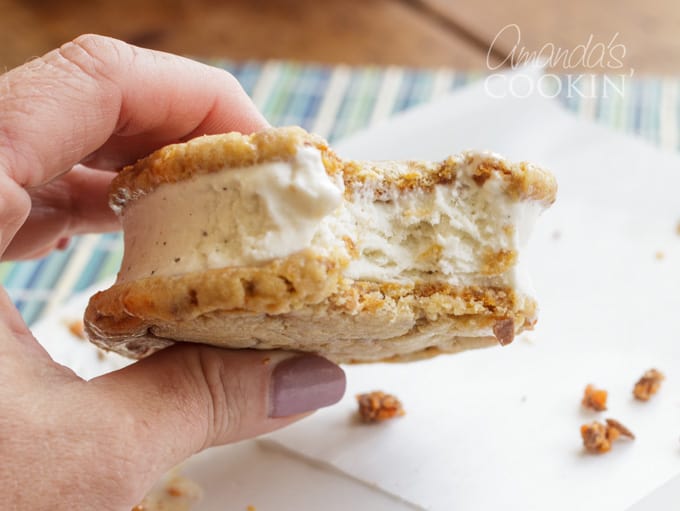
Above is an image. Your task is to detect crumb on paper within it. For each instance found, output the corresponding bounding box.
[580,421,610,454]
[96,349,107,361]
[166,485,184,497]
[580,418,634,454]
[676,220,680,236]
[655,251,665,260]
[356,391,405,423]
[605,418,635,440]
[581,384,608,411]
[633,368,664,401]
[133,473,202,511]
[552,230,561,240]
[65,319,85,340]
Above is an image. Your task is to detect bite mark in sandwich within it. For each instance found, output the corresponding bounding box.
[85,127,556,363]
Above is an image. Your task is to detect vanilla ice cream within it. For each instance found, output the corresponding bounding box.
[117,147,540,294]
[340,155,542,291]
[118,146,343,282]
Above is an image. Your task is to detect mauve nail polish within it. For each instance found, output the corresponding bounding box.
[270,355,346,417]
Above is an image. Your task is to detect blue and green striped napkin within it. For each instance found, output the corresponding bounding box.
[3,61,679,324]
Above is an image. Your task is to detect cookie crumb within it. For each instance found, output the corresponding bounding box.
[676,220,680,236]
[633,368,664,401]
[133,473,202,511]
[66,319,85,340]
[166,485,183,497]
[580,418,634,454]
[356,391,405,423]
[246,506,256,511]
[581,384,608,411]
[655,251,665,260]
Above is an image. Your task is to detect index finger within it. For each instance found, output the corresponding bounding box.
[0,34,268,187]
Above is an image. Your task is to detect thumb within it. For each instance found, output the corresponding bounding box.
[89,345,345,490]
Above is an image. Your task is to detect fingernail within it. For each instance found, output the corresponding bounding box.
[270,355,346,417]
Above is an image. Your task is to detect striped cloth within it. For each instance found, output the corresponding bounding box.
[3,62,679,325]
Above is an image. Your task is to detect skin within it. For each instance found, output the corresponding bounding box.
[0,34,340,509]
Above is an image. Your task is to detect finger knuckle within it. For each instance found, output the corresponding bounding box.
[57,34,129,83]
[194,349,248,447]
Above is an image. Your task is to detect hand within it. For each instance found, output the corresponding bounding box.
[0,35,346,510]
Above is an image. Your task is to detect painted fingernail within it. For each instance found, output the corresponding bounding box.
[270,355,346,417]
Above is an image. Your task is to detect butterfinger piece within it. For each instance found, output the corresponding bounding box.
[66,319,85,340]
[581,384,608,411]
[580,422,611,454]
[357,390,405,423]
[580,418,634,454]
[605,418,635,440]
[633,368,664,401]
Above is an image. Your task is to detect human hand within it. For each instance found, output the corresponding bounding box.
[0,35,346,509]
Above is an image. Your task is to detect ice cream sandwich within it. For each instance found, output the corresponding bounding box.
[85,127,556,363]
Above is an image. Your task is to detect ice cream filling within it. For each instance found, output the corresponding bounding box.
[340,172,541,292]
[117,146,342,282]
[117,147,543,291]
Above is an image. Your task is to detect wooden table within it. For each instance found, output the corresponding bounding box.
[1,0,678,73]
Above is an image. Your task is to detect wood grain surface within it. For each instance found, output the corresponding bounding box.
[421,0,680,73]
[0,0,488,70]
[0,0,677,73]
